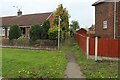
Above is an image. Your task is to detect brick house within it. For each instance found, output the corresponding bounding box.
[92,0,120,38]
[0,9,53,38]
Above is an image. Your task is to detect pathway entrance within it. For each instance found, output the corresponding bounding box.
[64,38,86,78]
[64,52,86,78]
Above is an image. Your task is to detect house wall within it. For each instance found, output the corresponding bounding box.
[20,26,30,38]
[95,2,114,38]
[118,1,120,38]
[76,28,87,34]
[25,26,30,38]
[2,26,30,38]
[116,2,120,38]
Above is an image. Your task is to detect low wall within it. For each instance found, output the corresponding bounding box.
[2,39,57,49]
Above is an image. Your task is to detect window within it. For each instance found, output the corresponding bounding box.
[103,20,107,29]
[0,27,2,36]
[0,27,5,36]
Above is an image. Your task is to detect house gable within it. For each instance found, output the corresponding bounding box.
[93,0,120,38]
[94,2,114,38]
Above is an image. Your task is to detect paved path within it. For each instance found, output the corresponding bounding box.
[0,77,2,80]
[64,52,86,78]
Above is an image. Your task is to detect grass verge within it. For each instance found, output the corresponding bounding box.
[71,43,119,79]
[2,48,67,78]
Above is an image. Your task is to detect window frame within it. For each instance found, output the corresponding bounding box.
[103,20,107,29]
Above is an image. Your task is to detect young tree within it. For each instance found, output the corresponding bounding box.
[70,20,80,37]
[48,26,62,40]
[48,26,58,40]
[9,24,21,40]
[70,20,80,31]
[52,4,69,31]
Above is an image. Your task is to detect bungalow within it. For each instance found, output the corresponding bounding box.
[0,9,53,38]
[92,0,120,38]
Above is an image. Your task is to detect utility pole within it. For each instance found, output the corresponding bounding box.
[58,16,61,50]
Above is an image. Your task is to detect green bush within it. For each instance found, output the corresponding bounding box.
[48,26,58,40]
[42,20,50,39]
[30,20,50,41]
[30,24,43,41]
[17,36,25,40]
[9,24,21,40]
[48,26,62,40]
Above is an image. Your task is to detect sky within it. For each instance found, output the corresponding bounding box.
[0,0,98,28]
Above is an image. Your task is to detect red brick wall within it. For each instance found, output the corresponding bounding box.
[116,2,120,38]
[95,2,114,38]
[118,1,120,38]
[76,28,87,34]
[95,2,120,38]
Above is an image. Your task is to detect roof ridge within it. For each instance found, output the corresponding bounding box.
[2,12,53,27]
[92,0,120,6]
[22,12,53,16]
[1,12,53,18]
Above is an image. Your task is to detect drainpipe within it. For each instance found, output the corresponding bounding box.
[114,0,116,39]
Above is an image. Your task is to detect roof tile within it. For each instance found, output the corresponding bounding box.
[1,12,53,27]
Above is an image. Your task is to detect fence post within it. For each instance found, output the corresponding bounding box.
[86,37,89,59]
[95,37,98,61]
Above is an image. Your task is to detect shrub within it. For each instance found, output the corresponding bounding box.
[9,24,21,40]
[48,26,62,40]
[30,24,44,41]
[42,20,50,39]
[17,36,25,40]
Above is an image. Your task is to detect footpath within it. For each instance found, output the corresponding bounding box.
[64,52,86,79]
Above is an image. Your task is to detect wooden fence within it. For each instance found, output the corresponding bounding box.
[74,32,120,59]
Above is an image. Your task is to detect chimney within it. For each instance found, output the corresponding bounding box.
[17,9,22,16]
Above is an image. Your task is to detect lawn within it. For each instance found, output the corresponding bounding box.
[2,40,119,79]
[2,48,67,78]
[70,43,119,79]
[0,48,2,76]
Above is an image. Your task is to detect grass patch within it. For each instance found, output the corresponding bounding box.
[2,48,67,78]
[0,48,2,76]
[71,43,119,79]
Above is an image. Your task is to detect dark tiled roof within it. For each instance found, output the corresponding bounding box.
[1,12,53,27]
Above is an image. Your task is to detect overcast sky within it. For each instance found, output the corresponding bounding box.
[0,0,98,28]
